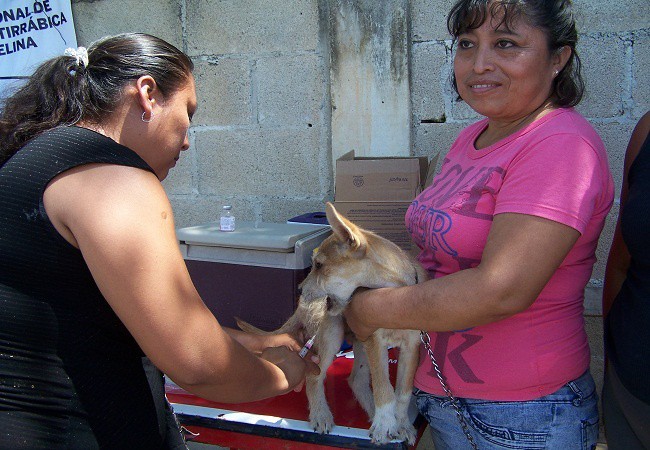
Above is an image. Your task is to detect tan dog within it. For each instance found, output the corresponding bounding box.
[238,202,427,445]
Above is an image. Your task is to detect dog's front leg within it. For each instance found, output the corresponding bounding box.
[306,315,344,434]
[393,334,420,445]
[364,334,400,444]
[348,339,374,419]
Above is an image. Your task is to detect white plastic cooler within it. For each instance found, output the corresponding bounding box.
[177,221,331,331]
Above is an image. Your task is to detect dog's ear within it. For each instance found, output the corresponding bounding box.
[325,202,367,251]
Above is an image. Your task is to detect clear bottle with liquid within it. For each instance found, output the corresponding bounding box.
[219,205,235,232]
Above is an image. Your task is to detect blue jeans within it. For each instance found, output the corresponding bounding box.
[414,370,599,450]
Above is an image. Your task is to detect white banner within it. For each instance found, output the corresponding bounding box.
[0,0,77,99]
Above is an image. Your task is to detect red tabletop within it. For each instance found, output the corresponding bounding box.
[165,349,426,449]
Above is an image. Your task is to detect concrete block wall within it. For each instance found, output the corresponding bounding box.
[175,0,332,225]
[73,0,334,226]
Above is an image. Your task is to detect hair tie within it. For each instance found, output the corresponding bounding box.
[64,46,89,69]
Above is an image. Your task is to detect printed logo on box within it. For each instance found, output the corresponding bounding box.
[353,176,364,188]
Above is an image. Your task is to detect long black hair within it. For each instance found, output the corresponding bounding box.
[447,0,584,107]
[0,33,194,166]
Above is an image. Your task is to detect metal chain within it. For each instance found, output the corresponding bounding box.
[420,331,479,450]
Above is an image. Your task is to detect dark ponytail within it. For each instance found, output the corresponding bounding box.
[0,33,193,166]
[0,56,87,165]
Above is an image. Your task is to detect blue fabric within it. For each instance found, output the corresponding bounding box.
[414,370,599,450]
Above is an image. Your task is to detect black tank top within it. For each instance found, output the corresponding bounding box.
[0,126,167,448]
[606,131,650,403]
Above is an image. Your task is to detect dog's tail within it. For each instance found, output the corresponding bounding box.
[234,317,271,335]
[235,308,305,337]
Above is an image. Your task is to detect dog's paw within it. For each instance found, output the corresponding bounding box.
[395,421,417,446]
[369,417,400,444]
[309,408,335,434]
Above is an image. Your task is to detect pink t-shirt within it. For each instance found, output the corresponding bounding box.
[407,108,614,401]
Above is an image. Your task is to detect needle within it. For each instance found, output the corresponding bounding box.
[299,335,316,358]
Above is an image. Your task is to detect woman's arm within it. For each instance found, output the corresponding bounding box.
[602,111,650,318]
[44,163,318,402]
[224,327,304,355]
[345,212,580,340]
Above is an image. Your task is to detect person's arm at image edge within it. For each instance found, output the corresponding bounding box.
[602,112,650,318]
[44,164,316,403]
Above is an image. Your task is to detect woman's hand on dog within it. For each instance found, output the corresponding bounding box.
[345,288,380,341]
[225,328,308,355]
[259,333,303,352]
[260,346,320,393]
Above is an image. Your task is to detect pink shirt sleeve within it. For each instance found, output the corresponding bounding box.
[494,133,604,234]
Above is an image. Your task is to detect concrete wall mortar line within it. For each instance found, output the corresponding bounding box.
[188,128,199,196]
[621,35,636,117]
[249,58,259,126]
[317,0,334,199]
[193,51,321,60]
[180,0,187,54]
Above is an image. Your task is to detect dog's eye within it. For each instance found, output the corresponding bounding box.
[314,261,323,270]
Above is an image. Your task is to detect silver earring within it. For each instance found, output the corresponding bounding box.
[142,111,154,123]
[553,70,559,77]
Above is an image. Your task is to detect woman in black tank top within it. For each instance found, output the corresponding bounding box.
[0,33,317,449]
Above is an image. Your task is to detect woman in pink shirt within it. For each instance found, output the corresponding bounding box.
[345,1,613,449]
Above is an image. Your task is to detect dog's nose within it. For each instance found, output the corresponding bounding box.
[297,286,302,295]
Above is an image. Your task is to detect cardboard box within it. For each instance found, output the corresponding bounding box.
[335,151,430,202]
[334,150,435,252]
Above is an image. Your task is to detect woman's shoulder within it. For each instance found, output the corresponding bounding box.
[543,108,598,138]
[532,108,606,155]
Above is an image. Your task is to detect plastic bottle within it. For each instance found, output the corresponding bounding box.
[219,205,235,232]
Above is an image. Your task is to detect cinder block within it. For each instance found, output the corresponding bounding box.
[256,197,332,224]
[574,0,649,33]
[449,97,482,122]
[162,140,195,195]
[170,193,330,226]
[256,54,325,126]
[193,58,252,126]
[585,315,604,404]
[411,42,449,123]
[592,202,618,282]
[577,35,626,119]
[195,127,322,198]
[584,284,603,317]
[411,0,457,42]
[71,0,182,48]
[412,122,465,165]
[186,0,319,56]
[168,195,262,228]
[632,34,649,119]
[594,121,637,195]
